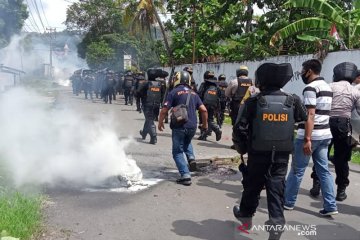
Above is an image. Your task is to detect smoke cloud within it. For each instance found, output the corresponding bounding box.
[0,87,142,188]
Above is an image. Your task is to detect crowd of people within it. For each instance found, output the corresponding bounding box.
[69,59,360,240]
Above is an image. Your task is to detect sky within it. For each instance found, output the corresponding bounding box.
[24,0,75,33]
[23,1,264,33]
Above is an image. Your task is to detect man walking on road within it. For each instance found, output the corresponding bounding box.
[158,71,208,186]
[310,62,360,201]
[284,59,338,216]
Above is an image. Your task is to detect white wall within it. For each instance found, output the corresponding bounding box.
[166,50,360,97]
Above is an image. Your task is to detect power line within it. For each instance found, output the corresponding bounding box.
[25,0,42,33]
[30,0,46,31]
[39,0,50,27]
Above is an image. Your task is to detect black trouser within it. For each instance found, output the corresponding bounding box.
[312,117,352,188]
[218,100,226,128]
[230,100,241,125]
[205,105,221,135]
[239,152,289,227]
[84,84,93,99]
[136,96,141,111]
[103,88,114,104]
[124,88,133,104]
[142,105,159,139]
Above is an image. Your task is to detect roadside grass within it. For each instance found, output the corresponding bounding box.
[0,190,42,240]
[0,162,43,240]
[351,151,360,164]
[223,115,232,125]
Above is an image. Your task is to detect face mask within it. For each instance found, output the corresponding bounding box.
[301,70,309,84]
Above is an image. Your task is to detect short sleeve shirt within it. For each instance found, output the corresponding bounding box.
[164,85,203,129]
[297,78,332,140]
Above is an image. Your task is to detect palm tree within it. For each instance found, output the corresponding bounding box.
[270,0,360,49]
[120,0,173,65]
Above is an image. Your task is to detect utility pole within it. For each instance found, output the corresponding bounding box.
[46,27,56,79]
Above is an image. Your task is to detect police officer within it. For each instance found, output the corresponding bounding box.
[232,63,307,240]
[123,71,135,105]
[198,71,222,141]
[102,70,116,104]
[155,75,167,121]
[183,66,197,92]
[134,71,147,113]
[83,72,94,100]
[225,65,253,125]
[310,62,360,201]
[139,69,166,144]
[217,74,228,128]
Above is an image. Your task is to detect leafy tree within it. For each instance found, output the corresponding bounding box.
[66,0,160,70]
[121,0,173,65]
[86,40,116,70]
[0,0,28,48]
[270,0,360,49]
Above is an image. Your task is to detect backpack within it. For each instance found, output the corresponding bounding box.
[203,85,219,107]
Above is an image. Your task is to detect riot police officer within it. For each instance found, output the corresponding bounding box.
[134,71,147,113]
[198,71,222,141]
[232,63,307,240]
[138,69,167,144]
[102,70,116,104]
[123,71,135,105]
[225,65,253,125]
[217,74,228,128]
[83,72,94,100]
[183,66,197,92]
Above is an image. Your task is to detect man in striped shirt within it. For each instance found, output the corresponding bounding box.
[284,59,338,216]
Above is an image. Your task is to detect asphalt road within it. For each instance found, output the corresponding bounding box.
[42,87,360,240]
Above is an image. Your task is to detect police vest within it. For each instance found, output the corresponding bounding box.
[203,84,219,107]
[217,81,228,101]
[251,94,295,152]
[146,81,162,105]
[124,76,134,88]
[233,78,252,101]
[136,79,147,91]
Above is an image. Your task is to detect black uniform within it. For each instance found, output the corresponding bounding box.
[198,79,222,141]
[217,80,228,128]
[102,72,116,104]
[83,74,94,100]
[230,77,252,125]
[123,74,135,105]
[134,74,147,113]
[232,63,307,240]
[139,69,167,144]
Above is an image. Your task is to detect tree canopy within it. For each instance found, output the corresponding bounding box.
[0,0,28,48]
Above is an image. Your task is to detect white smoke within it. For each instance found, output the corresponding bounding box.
[0,87,142,187]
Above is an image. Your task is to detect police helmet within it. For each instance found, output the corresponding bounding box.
[147,68,169,81]
[255,62,293,89]
[218,74,226,81]
[125,70,132,76]
[204,70,215,80]
[236,65,249,77]
[333,62,358,83]
[173,71,191,87]
[183,66,193,75]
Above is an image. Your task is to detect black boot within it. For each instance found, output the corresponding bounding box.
[233,206,253,229]
[268,231,283,240]
[336,186,347,201]
[150,136,157,145]
[215,130,222,141]
[310,179,320,197]
[139,130,146,140]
